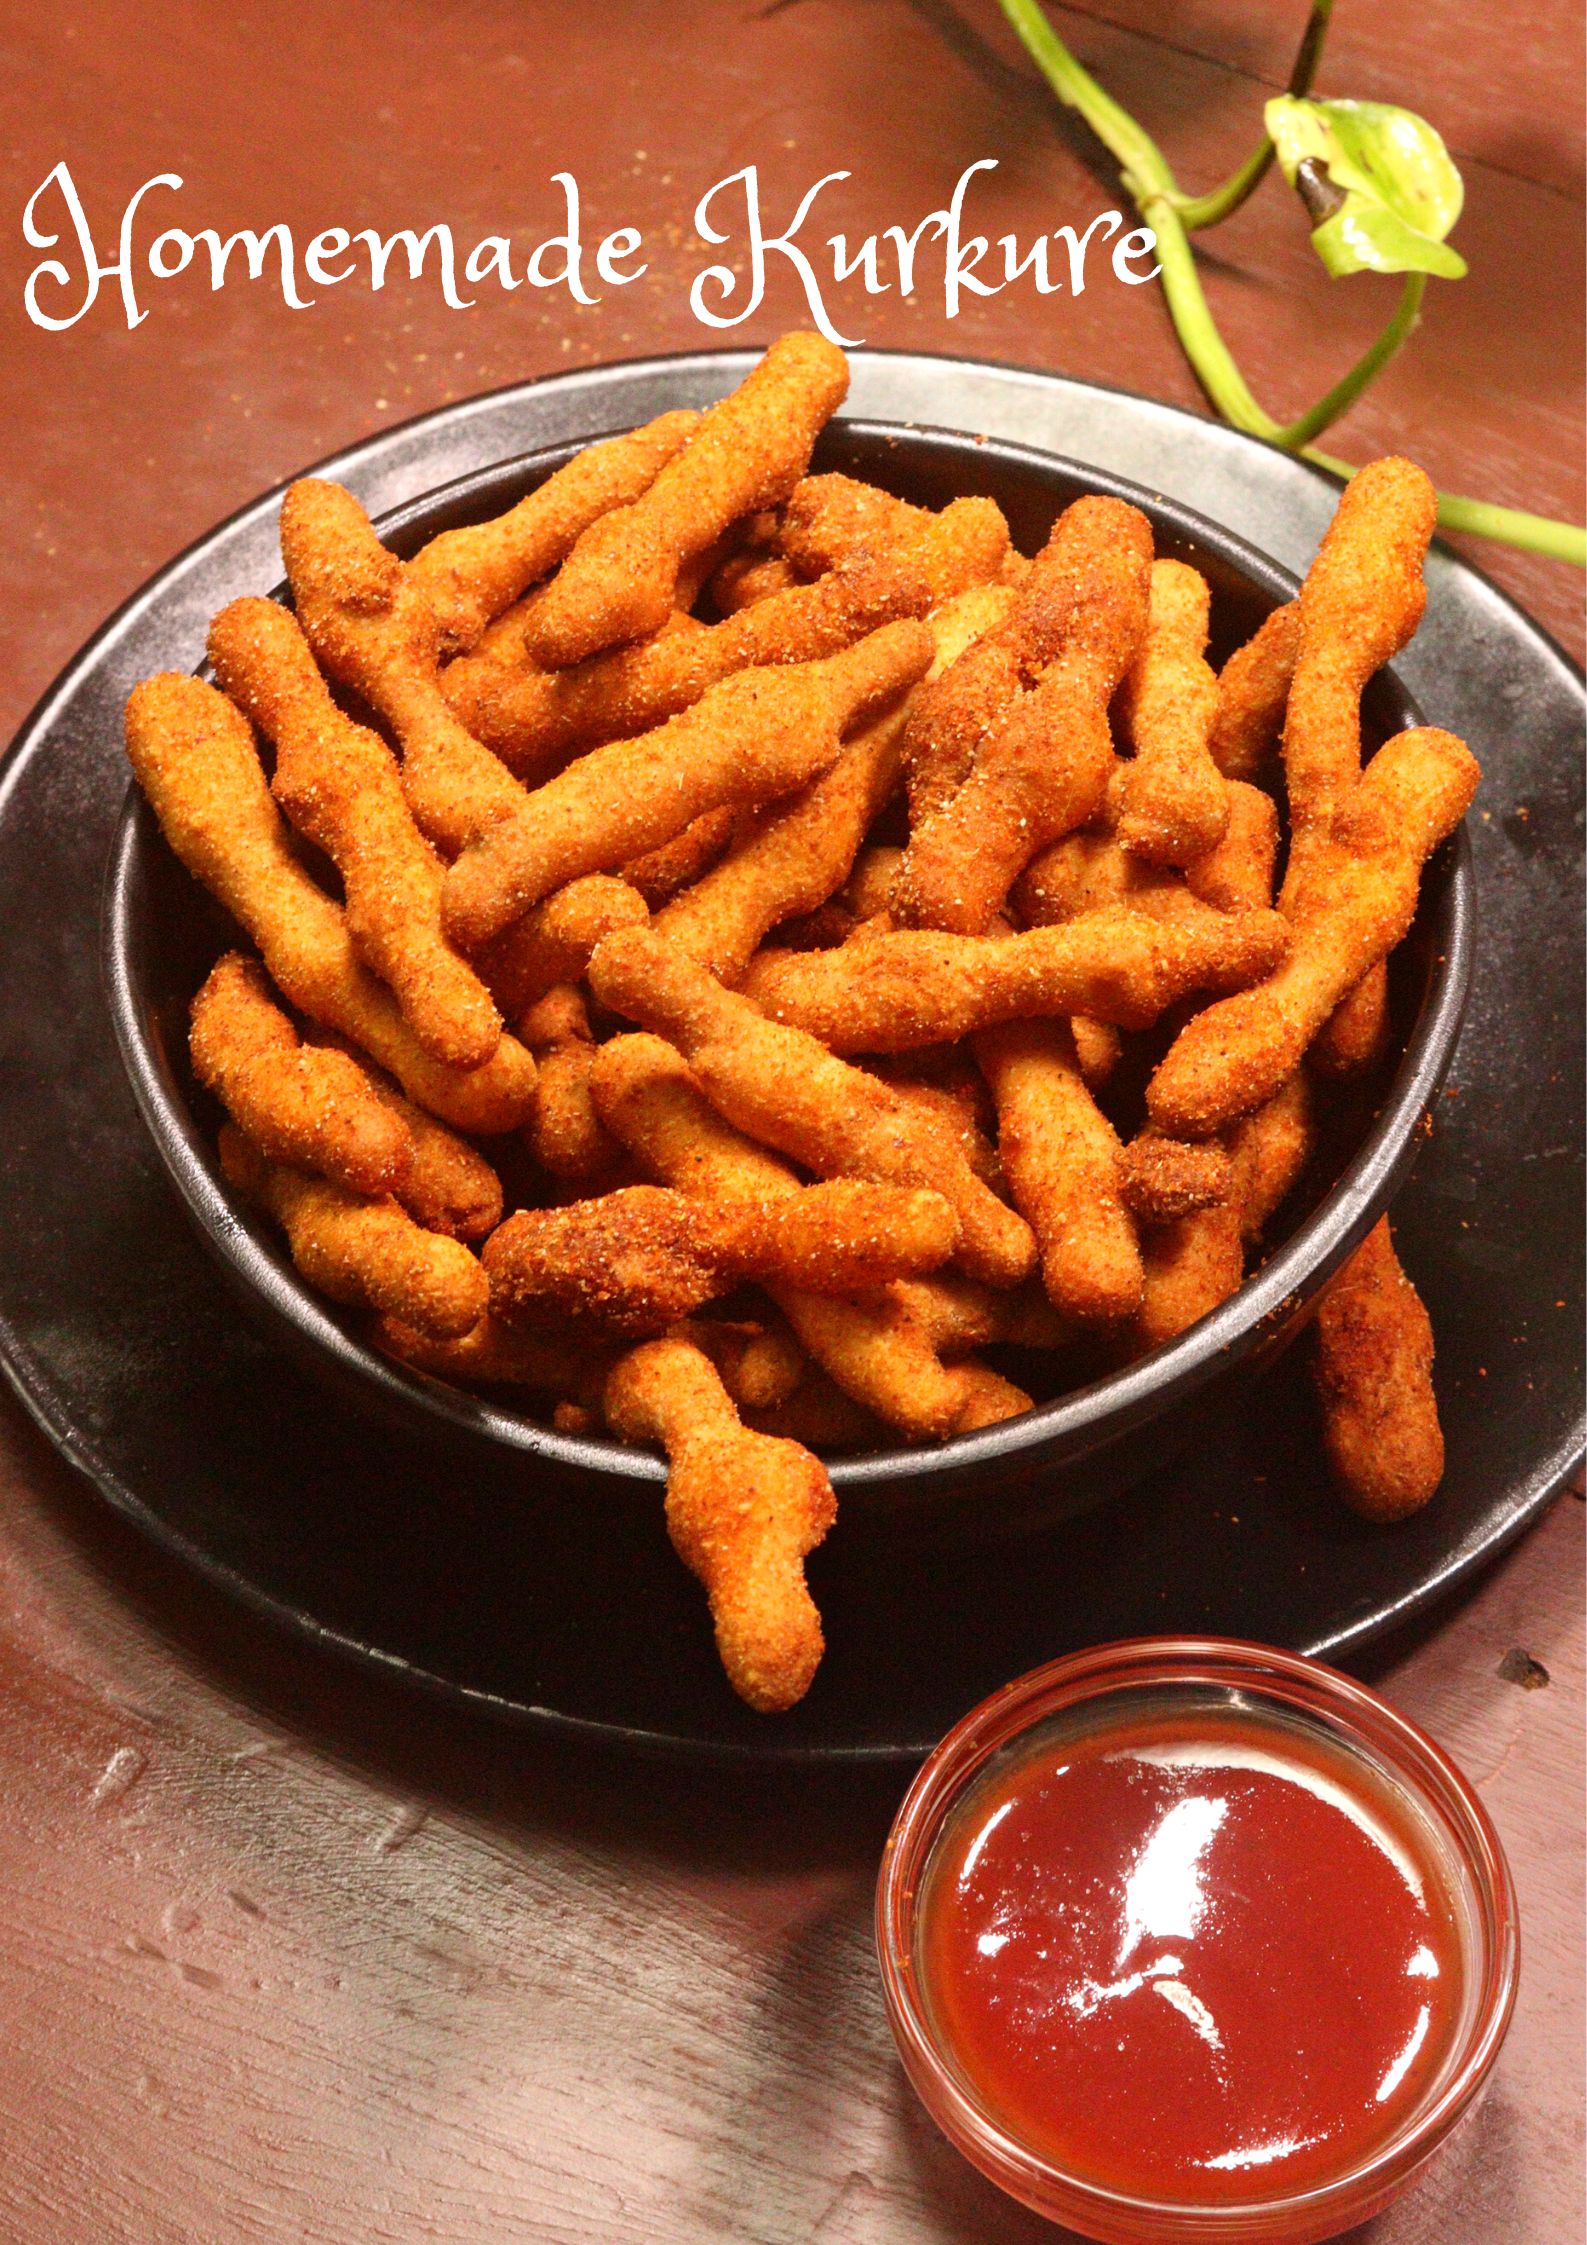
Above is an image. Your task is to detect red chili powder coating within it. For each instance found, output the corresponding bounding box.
[919,1705,1464,2203]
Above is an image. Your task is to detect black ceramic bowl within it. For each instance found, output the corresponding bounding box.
[104,420,1474,1540]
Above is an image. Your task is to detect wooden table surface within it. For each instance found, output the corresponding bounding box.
[2,5,1581,2239]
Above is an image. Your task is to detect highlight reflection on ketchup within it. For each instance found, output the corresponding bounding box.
[920,1708,1463,2203]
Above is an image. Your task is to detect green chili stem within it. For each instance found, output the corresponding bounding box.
[993,0,1587,565]
[1170,2,1336,231]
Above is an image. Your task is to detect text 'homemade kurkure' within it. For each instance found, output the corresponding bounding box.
[123,331,1478,1715]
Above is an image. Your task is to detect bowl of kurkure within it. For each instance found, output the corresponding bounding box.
[105,331,1476,1715]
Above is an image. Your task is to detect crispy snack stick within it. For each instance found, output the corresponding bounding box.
[441,494,1007,774]
[1014,779,1275,929]
[622,808,740,906]
[1070,1016,1123,1089]
[975,1019,1143,1323]
[1210,601,1300,781]
[1312,1215,1443,1519]
[686,1314,808,1413]
[1185,779,1280,912]
[1281,458,1438,906]
[208,597,501,1069]
[604,1333,836,1712]
[442,622,932,950]
[896,498,1152,929]
[741,902,1291,1052]
[1281,460,1436,1078]
[220,1124,487,1340]
[123,675,538,1134]
[374,1312,612,1402]
[409,409,699,654]
[864,1052,1001,1184]
[190,953,409,1198]
[588,928,1036,1288]
[523,333,850,668]
[374,1086,502,1240]
[710,548,802,616]
[519,985,630,1191]
[1311,966,1392,1077]
[892,1272,1072,1354]
[279,478,533,858]
[742,1371,889,1452]
[1118,1134,1235,1225]
[588,1033,1030,1435]
[485,1178,959,1336]
[776,472,932,574]
[1146,728,1478,1138]
[1114,560,1230,867]
[477,874,649,1022]
[1130,1074,1314,1353]
[652,698,907,982]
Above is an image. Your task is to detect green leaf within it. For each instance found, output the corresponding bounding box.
[1265,95,1468,279]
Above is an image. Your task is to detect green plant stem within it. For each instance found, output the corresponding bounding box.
[1171,2,1336,231]
[994,0,1587,565]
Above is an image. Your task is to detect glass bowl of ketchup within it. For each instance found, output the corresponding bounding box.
[876,1637,1517,2245]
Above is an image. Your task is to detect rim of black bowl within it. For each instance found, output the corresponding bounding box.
[103,420,1475,1495]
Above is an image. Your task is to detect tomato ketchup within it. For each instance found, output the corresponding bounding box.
[917,1702,1465,2205]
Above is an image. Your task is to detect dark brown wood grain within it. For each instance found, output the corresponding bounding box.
[0,6,1581,2239]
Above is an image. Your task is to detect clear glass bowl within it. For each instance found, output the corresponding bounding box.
[875,1637,1518,2245]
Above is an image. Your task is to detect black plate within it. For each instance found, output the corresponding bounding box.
[0,351,1581,1760]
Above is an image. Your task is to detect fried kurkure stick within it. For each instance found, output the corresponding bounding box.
[588,927,1036,1288]
[743,902,1290,1052]
[1147,727,1478,1138]
[1118,1134,1235,1226]
[409,409,699,654]
[604,1333,836,1712]
[897,498,1153,931]
[1130,1073,1314,1354]
[441,493,1006,774]
[220,1124,487,1340]
[1113,560,1230,867]
[208,596,501,1069]
[1281,458,1438,904]
[974,1019,1142,1322]
[485,1178,959,1336]
[374,1312,612,1403]
[653,699,906,982]
[621,808,739,906]
[1210,600,1300,782]
[1312,1215,1443,1519]
[1280,460,1437,1079]
[477,874,649,1022]
[519,985,630,1191]
[442,621,931,950]
[524,332,850,668]
[588,1033,1032,1435]
[776,473,931,572]
[280,478,534,859]
[373,1085,502,1240]
[190,953,410,1198]
[124,675,538,1134]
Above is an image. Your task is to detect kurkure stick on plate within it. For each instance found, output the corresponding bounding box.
[1113,557,1231,867]
[894,496,1153,931]
[588,1033,1032,1441]
[442,491,1007,774]
[587,925,1037,1290]
[123,674,539,1135]
[483,1178,960,1335]
[741,901,1291,1052]
[442,621,933,950]
[122,323,1479,1709]
[208,595,503,1069]
[603,1332,837,1716]
[522,331,851,667]
[219,1123,489,1342]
